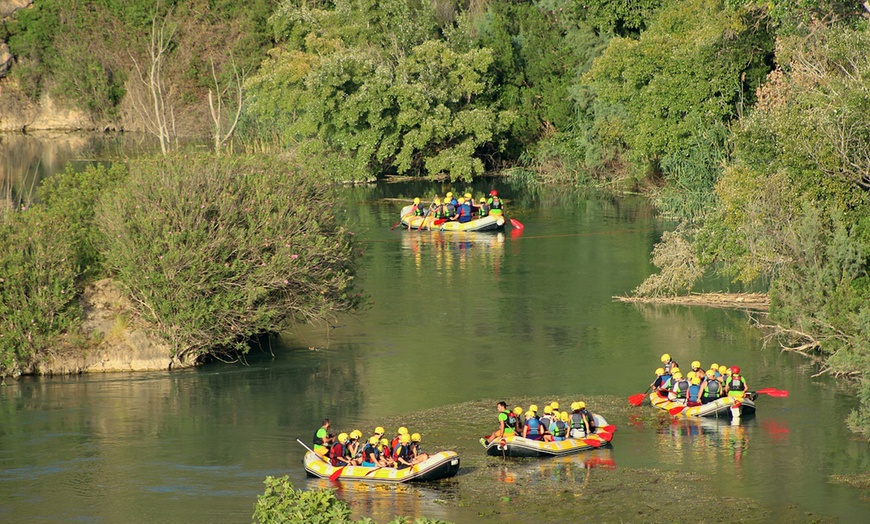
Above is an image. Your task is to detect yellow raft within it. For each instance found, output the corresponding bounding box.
[303,450,460,483]
[649,391,757,419]
[399,205,506,232]
[483,414,615,458]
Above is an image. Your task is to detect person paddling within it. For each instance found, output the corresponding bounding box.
[481,401,516,446]
[313,418,331,454]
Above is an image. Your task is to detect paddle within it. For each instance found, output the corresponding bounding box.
[389,221,401,230]
[364,466,383,476]
[583,438,602,448]
[296,438,330,464]
[329,466,345,482]
[509,218,524,229]
[598,431,613,442]
[601,425,617,433]
[754,389,789,397]
[628,386,652,406]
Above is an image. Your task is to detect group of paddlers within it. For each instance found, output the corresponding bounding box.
[312,419,429,470]
[482,400,598,445]
[652,353,749,406]
[406,190,504,229]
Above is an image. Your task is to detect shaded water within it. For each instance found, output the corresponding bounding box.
[1,138,869,522]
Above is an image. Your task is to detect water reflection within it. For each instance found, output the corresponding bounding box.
[401,231,506,278]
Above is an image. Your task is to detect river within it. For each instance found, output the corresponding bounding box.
[1,137,869,523]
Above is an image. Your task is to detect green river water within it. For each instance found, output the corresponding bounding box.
[1,136,869,523]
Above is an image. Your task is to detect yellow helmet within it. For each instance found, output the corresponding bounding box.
[400,433,411,444]
[369,436,378,445]
[671,367,680,374]
[529,404,538,413]
[692,360,701,369]
[691,377,701,385]
[458,197,465,204]
[673,372,683,379]
[661,353,671,362]
[525,410,534,418]
[706,370,715,378]
[413,197,420,204]
[552,410,560,419]
[398,427,408,435]
[655,367,664,375]
[464,192,472,199]
[380,438,389,447]
[479,197,486,203]
[338,432,348,443]
[513,406,523,415]
[543,406,553,415]
[434,198,441,205]
[577,401,586,409]
[571,402,580,411]
[687,371,696,380]
[446,192,453,198]
[560,411,570,422]
[411,433,421,442]
[711,362,719,370]
[350,430,362,439]
[551,402,559,410]
[719,365,727,374]
[375,426,385,435]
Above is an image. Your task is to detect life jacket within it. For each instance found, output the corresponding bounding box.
[381,445,392,460]
[390,436,400,451]
[458,203,472,222]
[413,204,424,216]
[363,443,379,463]
[703,380,721,397]
[663,360,676,374]
[489,197,503,210]
[329,442,345,466]
[313,428,325,447]
[674,379,689,398]
[551,420,568,438]
[394,444,412,468]
[579,409,595,431]
[501,410,517,434]
[539,415,552,430]
[570,412,587,431]
[729,375,746,391]
[478,204,489,217]
[525,417,541,437]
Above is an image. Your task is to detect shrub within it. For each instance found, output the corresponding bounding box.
[98,152,361,362]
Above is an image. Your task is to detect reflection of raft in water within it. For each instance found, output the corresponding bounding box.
[303,451,460,483]
[484,414,615,458]
[649,392,757,418]
[400,205,506,232]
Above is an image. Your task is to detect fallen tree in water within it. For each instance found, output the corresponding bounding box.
[614,292,769,311]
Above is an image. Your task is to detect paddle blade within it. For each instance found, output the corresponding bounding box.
[390,221,401,230]
[433,219,447,226]
[628,393,646,406]
[583,438,602,448]
[601,425,617,433]
[756,388,777,394]
[767,390,789,397]
[329,466,345,482]
[509,218,524,230]
[669,406,686,416]
[598,431,613,442]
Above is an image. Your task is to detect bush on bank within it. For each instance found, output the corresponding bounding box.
[98,152,361,362]
[253,476,449,524]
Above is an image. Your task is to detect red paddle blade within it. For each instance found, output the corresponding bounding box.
[767,390,789,397]
[756,388,777,394]
[510,218,524,229]
[433,219,447,226]
[583,438,602,448]
[329,466,345,482]
[669,406,686,416]
[628,393,645,406]
[598,431,613,442]
[601,425,617,433]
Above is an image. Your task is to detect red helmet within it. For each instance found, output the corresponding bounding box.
[489,190,498,196]
[730,366,740,375]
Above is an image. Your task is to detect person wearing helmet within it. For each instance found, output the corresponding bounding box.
[346,430,363,465]
[312,418,331,454]
[513,406,525,434]
[362,436,385,467]
[687,377,703,407]
[522,410,543,440]
[329,433,351,466]
[481,401,517,446]
[539,405,554,441]
[378,438,395,467]
[453,197,473,223]
[569,402,591,438]
[487,190,503,215]
[670,372,689,401]
[549,412,569,441]
[725,366,748,397]
[394,433,414,469]
[391,426,409,454]
[650,367,667,394]
[409,433,429,463]
[691,360,704,376]
[701,369,722,403]
[445,191,457,206]
[661,353,679,374]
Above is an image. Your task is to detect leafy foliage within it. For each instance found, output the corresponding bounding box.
[97,152,361,361]
[252,476,451,524]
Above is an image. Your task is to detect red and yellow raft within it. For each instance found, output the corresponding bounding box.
[399,205,506,232]
[303,450,460,483]
[649,391,757,419]
[483,414,615,458]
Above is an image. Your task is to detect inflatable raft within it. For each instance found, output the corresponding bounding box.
[649,391,757,419]
[303,450,460,483]
[399,205,506,232]
[483,414,615,458]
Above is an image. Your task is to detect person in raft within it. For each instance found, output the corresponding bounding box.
[313,418,331,454]
[408,197,425,230]
[409,433,430,464]
[329,433,353,467]
[725,366,749,397]
[478,197,490,218]
[487,190,504,214]
[394,433,414,469]
[481,401,517,446]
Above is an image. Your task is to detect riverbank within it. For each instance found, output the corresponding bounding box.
[613,292,769,311]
